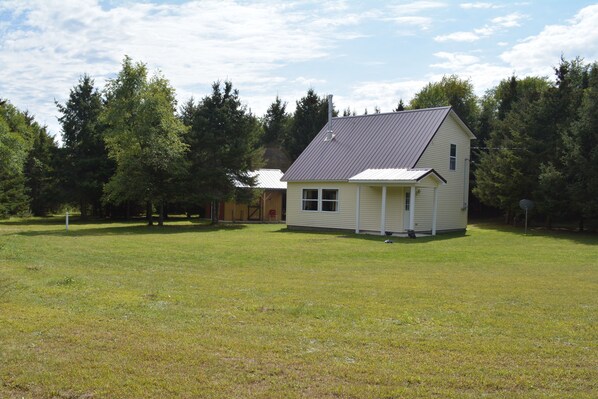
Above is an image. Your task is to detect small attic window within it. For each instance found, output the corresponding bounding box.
[449,144,457,170]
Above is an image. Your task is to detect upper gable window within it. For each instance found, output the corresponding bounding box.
[449,144,457,171]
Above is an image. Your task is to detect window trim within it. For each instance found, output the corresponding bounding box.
[449,143,457,171]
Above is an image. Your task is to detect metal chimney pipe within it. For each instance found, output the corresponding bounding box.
[327,94,333,133]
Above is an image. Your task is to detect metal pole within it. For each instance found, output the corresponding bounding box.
[524,208,528,235]
[66,211,69,232]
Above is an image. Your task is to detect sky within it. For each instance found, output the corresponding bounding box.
[1,0,598,141]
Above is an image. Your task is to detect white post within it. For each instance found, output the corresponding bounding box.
[380,185,387,236]
[432,187,438,236]
[355,185,361,234]
[65,211,69,232]
[409,185,415,231]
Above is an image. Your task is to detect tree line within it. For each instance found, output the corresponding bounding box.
[0,56,332,223]
[1,56,597,229]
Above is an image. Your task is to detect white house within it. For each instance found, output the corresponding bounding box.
[281,106,475,235]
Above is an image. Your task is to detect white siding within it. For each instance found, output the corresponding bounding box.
[415,113,471,231]
[287,183,356,230]
[287,183,409,233]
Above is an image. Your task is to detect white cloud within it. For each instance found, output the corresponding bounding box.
[435,12,526,42]
[460,2,501,9]
[391,1,447,15]
[431,52,480,69]
[386,1,447,31]
[389,16,433,29]
[346,79,428,112]
[293,77,327,86]
[435,31,481,42]
[491,12,525,28]
[501,5,598,76]
[0,0,364,138]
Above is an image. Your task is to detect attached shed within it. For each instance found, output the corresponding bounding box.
[281,107,475,235]
[220,169,287,222]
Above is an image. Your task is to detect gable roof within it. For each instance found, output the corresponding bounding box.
[282,107,473,182]
[235,169,287,190]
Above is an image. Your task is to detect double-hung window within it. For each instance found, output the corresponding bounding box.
[321,189,338,212]
[302,189,319,211]
[302,188,339,212]
[449,144,457,171]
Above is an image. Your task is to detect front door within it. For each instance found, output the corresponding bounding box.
[403,190,411,230]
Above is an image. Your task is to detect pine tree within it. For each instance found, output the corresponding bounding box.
[24,126,60,216]
[182,81,262,222]
[56,74,113,218]
[286,89,330,160]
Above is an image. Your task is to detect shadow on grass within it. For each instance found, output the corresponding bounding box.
[272,227,468,243]
[12,220,247,237]
[470,221,598,245]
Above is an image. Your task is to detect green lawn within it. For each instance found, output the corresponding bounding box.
[0,218,596,398]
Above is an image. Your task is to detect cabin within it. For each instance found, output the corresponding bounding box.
[281,107,475,235]
[219,169,287,222]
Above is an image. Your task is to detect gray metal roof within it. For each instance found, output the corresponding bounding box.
[282,106,454,182]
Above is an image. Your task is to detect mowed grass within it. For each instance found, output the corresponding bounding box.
[0,218,596,398]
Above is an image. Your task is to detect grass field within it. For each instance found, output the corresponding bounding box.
[0,218,596,398]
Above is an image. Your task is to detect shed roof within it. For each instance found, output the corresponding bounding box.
[235,169,286,190]
[348,168,446,184]
[282,107,473,182]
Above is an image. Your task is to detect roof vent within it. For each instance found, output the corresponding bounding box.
[324,131,335,142]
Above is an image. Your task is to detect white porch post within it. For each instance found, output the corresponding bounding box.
[380,185,387,236]
[409,185,415,231]
[355,185,361,234]
[432,186,438,236]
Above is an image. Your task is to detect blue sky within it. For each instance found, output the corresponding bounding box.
[1,0,598,141]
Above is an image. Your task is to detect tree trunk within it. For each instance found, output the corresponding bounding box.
[505,209,511,224]
[545,215,552,229]
[211,200,219,224]
[579,216,584,232]
[158,201,164,227]
[146,201,153,226]
[126,201,130,221]
[80,199,88,220]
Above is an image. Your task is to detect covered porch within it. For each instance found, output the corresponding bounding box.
[348,168,446,236]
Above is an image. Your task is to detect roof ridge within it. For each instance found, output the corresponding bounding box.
[333,106,451,120]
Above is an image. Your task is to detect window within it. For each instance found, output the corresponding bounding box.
[321,189,338,212]
[449,144,457,171]
[302,189,318,211]
[301,188,339,212]
[405,191,410,211]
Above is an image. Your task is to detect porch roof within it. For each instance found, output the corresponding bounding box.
[347,168,446,185]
